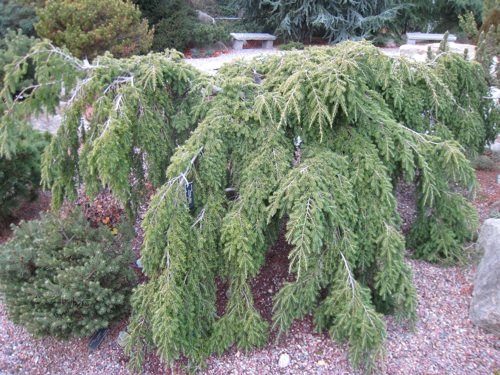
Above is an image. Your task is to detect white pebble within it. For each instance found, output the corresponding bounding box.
[278,353,290,368]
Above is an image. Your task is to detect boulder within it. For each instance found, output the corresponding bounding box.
[470,219,500,336]
[197,10,215,25]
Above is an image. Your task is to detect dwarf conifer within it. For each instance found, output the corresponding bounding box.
[0,207,136,338]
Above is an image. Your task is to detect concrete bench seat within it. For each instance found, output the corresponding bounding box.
[406,32,457,45]
[230,33,277,50]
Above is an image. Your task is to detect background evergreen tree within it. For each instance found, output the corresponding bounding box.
[35,0,153,60]
[482,0,500,22]
[0,0,38,42]
[390,0,482,35]
[133,0,230,53]
[234,0,402,43]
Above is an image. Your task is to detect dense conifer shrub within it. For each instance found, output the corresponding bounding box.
[0,207,137,338]
[151,0,196,52]
[141,0,230,53]
[35,0,153,59]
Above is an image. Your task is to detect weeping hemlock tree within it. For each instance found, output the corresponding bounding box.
[0,41,498,372]
[124,43,495,371]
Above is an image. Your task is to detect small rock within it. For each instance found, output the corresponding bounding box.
[317,360,326,367]
[117,331,128,347]
[494,340,500,350]
[197,10,215,25]
[136,259,143,269]
[385,38,398,48]
[213,41,228,52]
[278,353,290,368]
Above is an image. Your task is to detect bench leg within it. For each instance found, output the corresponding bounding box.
[407,39,416,45]
[262,40,274,49]
[233,40,244,50]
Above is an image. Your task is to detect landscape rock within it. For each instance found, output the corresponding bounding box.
[213,41,228,52]
[469,219,500,336]
[384,38,398,48]
[197,10,215,25]
[116,331,128,347]
[278,353,290,368]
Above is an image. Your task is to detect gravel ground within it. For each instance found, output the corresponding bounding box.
[183,46,400,74]
[2,45,499,375]
[1,257,499,374]
[183,48,289,74]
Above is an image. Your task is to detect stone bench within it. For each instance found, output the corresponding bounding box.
[406,32,457,45]
[230,33,277,50]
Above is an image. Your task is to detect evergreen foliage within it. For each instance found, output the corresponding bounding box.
[0,0,38,41]
[1,39,497,372]
[35,0,153,60]
[0,207,137,338]
[123,42,495,372]
[0,30,46,220]
[139,0,230,53]
[234,0,402,43]
[475,23,500,86]
[277,41,305,50]
[0,43,203,215]
[392,0,482,35]
[459,10,479,40]
[0,29,39,92]
[150,0,198,52]
[0,126,50,220]
[482,0,500,22]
